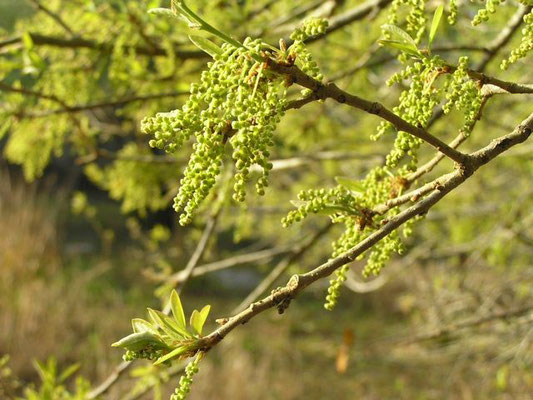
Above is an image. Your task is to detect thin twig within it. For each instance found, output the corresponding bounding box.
[401,304,533,344]
[28,0,75,36]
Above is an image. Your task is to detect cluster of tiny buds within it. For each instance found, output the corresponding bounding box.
[171,353,202,400]
[443,56,483,135]
[363,233,405,277]
[500,10,533,70]
[378,57,444,169]
[448,0,458,25]
[122,348,163,362]
[387,0,427,43]
[143,38,288,225]
[289,18,328,42]
[324,265,349,310]
[281,187,358,227]
[472,0,504,26]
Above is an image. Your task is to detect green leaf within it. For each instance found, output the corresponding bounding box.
[153,346,189,365]
[170,290,187,330]
[132,318,158,334]
[147,8,176,18]
[148,308,192,339]
[189,305,210,336]
[112,332,167,352]
[381,24,418,49]
[58,363,80,384]
[335,176,365,195]
[429,5,444,49]
[378,40,421,58]
[188,35,222,58]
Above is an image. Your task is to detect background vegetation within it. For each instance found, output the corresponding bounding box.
[1,0,532,399]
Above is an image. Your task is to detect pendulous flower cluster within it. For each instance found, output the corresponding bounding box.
[443,56,484,135]
[170,353,203,400]
[501,9,533,70]
[142,39,287,225]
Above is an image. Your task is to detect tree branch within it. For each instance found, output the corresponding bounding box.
[28,0,75,36]
[196,111,533,351]
[268,60,469,164]
[0,32,206,58]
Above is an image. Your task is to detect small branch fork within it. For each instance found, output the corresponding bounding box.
[274,60,469,165]
[198,111,533,351]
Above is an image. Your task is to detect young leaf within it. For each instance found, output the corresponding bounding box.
[429,5,444,49]
[190,305,210,336]
[153,346,189,366]
[112,332,167,352]
[188,35,222,58]
[378,40,421,58]
[148,308,192,339]
[147,8,176,18]
[381,24,418,49]
[335,176,365,195]
[170,290,187,330]
[132,318,158,334]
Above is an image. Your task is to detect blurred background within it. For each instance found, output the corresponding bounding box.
[1,0,532,399]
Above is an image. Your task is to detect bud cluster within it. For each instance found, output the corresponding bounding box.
[500,10,533,70]
[171,353,203,400]
[289,18,328,96]
[376,56,444,170]
[442,56,484,135]
[142,39,287,225]
[388,0,427,43]
[472,0,504,26]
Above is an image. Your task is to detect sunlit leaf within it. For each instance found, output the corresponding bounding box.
[190,305,210,335]
[148,308,192,339]
[381,24,418,49]
[429,5,444,49]
[112,332,167,352]
[132,318,158,334]
[188,35,222,58]
[147,8,175,18]
[153,346,189,365]
[170,290,187,330]
[335,176,365,195]
[378,40,421,58]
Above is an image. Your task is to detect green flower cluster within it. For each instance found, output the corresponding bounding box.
[289,18,328,95]
[142,39,287,225]
[364,232,405,276]
[388,0,427,43]
[448,0,458,25]
[170,353,203,400]
[376,56,444,170]
[472,0,504,26]
[443,56,484,135]
[283,173,408,309]
[289,17,328,42]
[325,265,349,311]
[281,186,360,227]
[501,10,533,70]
